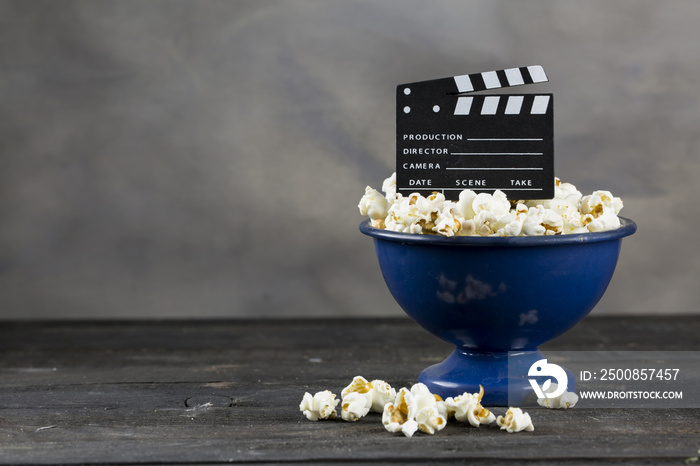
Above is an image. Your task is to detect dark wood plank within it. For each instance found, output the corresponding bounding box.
[0,317,699,464]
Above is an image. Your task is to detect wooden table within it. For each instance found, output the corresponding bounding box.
[1,317,699,465]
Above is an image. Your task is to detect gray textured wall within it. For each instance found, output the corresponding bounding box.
[1,0,699,319]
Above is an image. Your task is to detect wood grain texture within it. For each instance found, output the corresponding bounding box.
[0,317,699,464]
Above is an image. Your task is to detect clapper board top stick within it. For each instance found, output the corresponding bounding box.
[396,65,554,200]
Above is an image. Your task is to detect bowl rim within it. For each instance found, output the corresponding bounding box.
[360,217,637,247]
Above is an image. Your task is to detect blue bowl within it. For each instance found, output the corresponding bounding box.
[360,217,636,404]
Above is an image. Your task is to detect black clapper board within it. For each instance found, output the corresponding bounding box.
[396,65,554,200]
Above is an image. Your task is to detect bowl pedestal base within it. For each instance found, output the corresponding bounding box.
[418,348,575,406]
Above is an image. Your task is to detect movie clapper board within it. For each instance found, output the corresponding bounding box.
[396,65,554,200]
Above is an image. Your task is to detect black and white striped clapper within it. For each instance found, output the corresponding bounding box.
[396,65,554,200]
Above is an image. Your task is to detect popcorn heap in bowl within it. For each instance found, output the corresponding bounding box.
[359,173,623,237]
[300,376,579,437]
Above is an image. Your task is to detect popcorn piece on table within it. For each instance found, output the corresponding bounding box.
[496,407,535,433]
[340,376,373,421]
[382,387,419,437]
[382,383,447,437]
[368,379,397,413]
[536,383,579,409]
[443,385,496,427]
[340,376,397,421]
[299,390,339,421]
[341,391,372,422]
[415,406,447,435]
[410,383,447,434]
[341,376,373,401]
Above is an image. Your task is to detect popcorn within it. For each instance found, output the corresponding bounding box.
[382,172,398,205]
[583,211,621,232]
[385,195,426,234]
[473,210,498,236]
[340,376,397,421]
[473,191,511,218]
[414,191,446,219]
[341,391,372,421]
[554,177,583,205]
[368,379,397,413]
[492,212,524,237]
[341,375,373,400]
[580,190,623,216]
[360,173,625,237]
[458,218,477,236]
[455,189,478,219]
[580,190,623,233]
[301,378,548,439]
[299,390,339,421]
[443,385,496,427]
[382,387,419,437]
[496,407,535,433]
[340,376,373,421]
[434,208,462,237]
[522,205,564,236]
[536,383,579,409]
[382,383,446,437]
[358,186,389,222]
[410,383,448,433]
[542,198,587,234]
[415,405,447,435]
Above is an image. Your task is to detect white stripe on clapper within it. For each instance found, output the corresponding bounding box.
[505,68,525,86]
[454,96,473,115]
[481,71,501,89]
[481,96,500,115]
[453,75,474,93]
[505,96,524,114]
[527,65,548,83]
[531,95,550,114]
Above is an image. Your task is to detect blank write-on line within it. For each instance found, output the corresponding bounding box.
[451,152,544,156]
[466,138,543,141]
[445,167,543,170]
[438,187,544,191]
